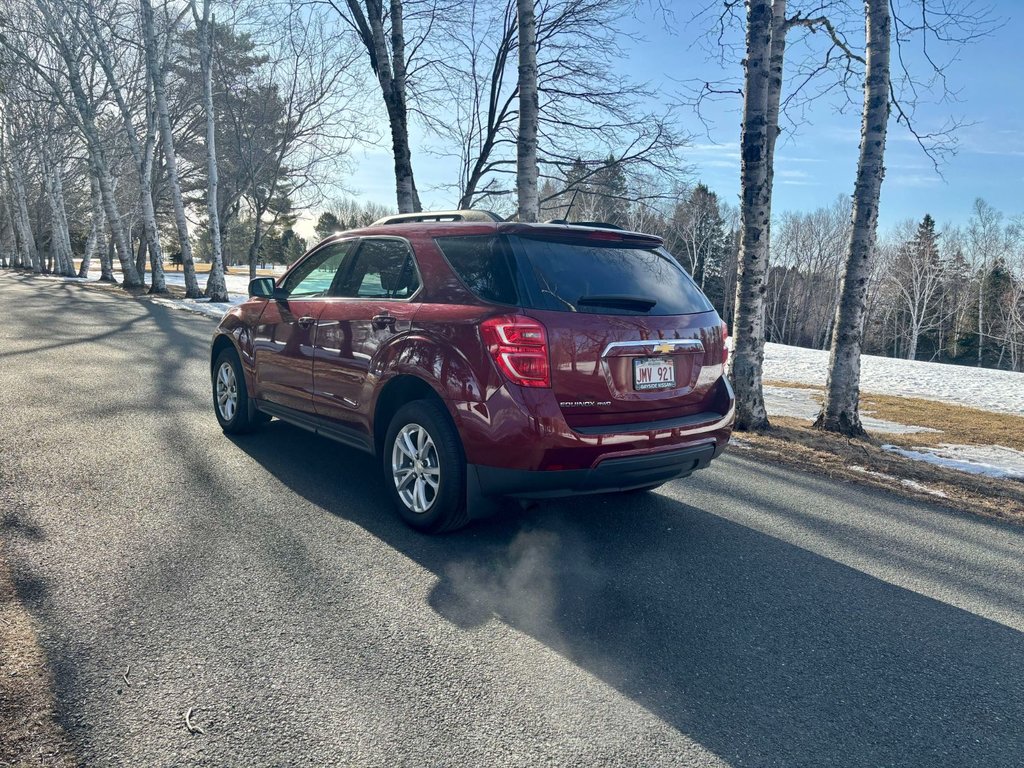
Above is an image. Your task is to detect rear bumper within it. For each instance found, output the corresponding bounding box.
[452,374,735,473]
[469,441,720,499]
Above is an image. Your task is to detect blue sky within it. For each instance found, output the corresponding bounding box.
[336,0,1022,231]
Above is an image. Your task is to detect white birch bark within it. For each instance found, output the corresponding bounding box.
[141,0,201,297]
[346,0,421,213]
[516,0,539,222]
[141,88,167,294]
[1,195,17,269]
[815,0,891,435]
[100,230,116,282]
[45,162,76,276]
[79,174,103,278]
[84,8,167,291]
[192,0,229,301]
[730,0,773,431]
[9,152,41,273]
[33,0,144,287]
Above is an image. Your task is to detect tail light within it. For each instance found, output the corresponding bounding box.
[480,315,550,388]
[721,322,729,366]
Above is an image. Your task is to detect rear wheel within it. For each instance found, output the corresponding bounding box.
[383,400,468,533]
[212,348,257,434]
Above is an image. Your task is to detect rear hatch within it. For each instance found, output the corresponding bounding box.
[436,226,726,429]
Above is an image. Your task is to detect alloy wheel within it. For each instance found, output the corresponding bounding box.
[216,361,238,422]
[391,423,440,514]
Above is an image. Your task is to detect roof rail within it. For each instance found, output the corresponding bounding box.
[371,209,503,226]
[543,219,624,231]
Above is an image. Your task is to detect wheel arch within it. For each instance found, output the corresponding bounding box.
[372,374,456,458]
[210,333,238,376]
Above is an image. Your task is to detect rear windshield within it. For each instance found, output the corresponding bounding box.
[435,234,712,315]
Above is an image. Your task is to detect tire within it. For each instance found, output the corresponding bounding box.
[383,399,468,533]
[212,347,257,434]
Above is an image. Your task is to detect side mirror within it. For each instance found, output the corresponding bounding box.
[248,277,275,298]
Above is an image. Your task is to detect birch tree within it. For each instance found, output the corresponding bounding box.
[515,0,539,221]
[190,0,229,301]
[729,0,773,431]
[814,0,890,436]
[80,0,169,293]
[142,0,202,297]
[78,174,104,277]
[329,0,423,213]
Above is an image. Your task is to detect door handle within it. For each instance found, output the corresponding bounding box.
[297,316,316,328]
[371,314,396,330]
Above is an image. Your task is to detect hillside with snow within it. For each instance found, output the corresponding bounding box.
[763,342,1024,417]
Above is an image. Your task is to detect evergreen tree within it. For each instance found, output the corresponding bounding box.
[591,156,628,227]
[315,212,343,240]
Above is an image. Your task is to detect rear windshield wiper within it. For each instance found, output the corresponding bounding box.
[576,294,657,312]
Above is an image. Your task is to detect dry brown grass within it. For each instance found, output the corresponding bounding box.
[0,546,78,767]
[746,382,1024,524]
[736,419,1024,525]
[764,380,1024,451]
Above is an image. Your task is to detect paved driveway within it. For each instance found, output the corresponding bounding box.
[2,272,1022,766]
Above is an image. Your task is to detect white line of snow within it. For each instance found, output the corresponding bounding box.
[881,444,1024,481]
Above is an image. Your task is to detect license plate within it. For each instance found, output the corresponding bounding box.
[633,357,675,391]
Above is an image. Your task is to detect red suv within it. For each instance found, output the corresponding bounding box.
[210,211,734,532]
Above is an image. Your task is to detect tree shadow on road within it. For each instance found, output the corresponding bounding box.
[228,420,1024,768]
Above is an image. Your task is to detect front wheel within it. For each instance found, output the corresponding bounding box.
[212,348,257,434]
[383,400,468,533]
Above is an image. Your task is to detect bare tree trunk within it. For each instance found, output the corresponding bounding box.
[135,236,148,283]
[977,267,985,366]
[815,0,891,436]
[100,230,116,282]
[142,0,201,298]
[344,0,421,213]
[906,326,918,360]
[45,163,75,277]
[730,0,773,431]
[247,220,264,280]
[192,0,229,302]
[141,112,167,294]
[765,0,787,198]
[516,0,539,222]
[1,194,19,269]
[79,175,102,278]
[9,153,41,273]
[57,50,143,286]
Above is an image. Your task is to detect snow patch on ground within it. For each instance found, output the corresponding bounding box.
[881,444,1024,480]
[848,466,949,498]
[763,385,938,434]
[764,342,1024,416]
[41,269,255,319]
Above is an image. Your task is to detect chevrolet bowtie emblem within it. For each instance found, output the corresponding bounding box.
[652,343,674,354]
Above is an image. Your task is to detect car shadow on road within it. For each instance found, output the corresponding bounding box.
[229,420,1024,767]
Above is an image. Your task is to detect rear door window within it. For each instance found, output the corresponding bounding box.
[334,238,420,300]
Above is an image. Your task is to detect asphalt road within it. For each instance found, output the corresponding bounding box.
[2,271,1023,767]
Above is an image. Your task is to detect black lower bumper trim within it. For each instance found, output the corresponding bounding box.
[470,442,718,499]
